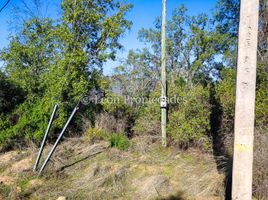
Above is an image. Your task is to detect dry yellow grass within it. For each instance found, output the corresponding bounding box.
[0,137,225,200]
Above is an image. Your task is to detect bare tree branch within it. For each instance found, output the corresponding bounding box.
[0,0,10,13]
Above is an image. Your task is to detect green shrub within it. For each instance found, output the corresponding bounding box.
[84,127,130,151]
[215,68,236,153]
[0,71,25,114]
[215,66,268,154]
[132,88,161,135]
[168,84,211,149]
[255,63,268,129]
[0,97,73,149]
[102,93,129,114]
[84,127,109,143]
[133,78,212,149]
[109,133,130,151]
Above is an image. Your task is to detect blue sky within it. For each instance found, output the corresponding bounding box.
[0,0,216,74]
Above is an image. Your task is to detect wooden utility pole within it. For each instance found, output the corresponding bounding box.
[232,0,259,199]
[161,0,167,147]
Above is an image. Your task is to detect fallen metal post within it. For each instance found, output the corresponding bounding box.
[33,104,58,172]
[38,106,79,175]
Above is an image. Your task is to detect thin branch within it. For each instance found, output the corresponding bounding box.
[0,0,10,13]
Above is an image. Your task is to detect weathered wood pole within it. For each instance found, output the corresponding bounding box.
[161,0,167,147]
[232,0,259,199]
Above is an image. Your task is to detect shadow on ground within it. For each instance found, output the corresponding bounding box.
[158,191,185,200]
[209,87,233,200]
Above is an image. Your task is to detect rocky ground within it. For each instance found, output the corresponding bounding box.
[0,137,225,200]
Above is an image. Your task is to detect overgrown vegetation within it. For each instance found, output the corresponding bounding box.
[0,0,132,149]
[0,0,267,198]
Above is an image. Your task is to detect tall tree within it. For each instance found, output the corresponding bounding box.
[114,5,228,102]
[0,0,132,147]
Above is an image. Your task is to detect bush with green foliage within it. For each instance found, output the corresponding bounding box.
[84,127,130,151]
[215,65,268,153]
[84,127,109,143]
[0,0,132,149]
[215,68,236,153]
[109,133,130,151]
[133,78,212,149]
[0,72,25,114]
[132,88,161,136]
[255,63,268,129]
[168,84,211,149]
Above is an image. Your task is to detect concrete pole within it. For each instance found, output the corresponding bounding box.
[232,0,259,199]
[161,0,167,147]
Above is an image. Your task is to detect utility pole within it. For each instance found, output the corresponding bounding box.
[161,0,167,147]
[232,0,259,199]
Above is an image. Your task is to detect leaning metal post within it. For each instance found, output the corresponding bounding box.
[33,104,58,172]
[38,106,79,175]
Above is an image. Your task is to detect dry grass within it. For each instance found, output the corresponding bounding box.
[95,112,128,134]
[253,129,268,199]
[0,137,225,200]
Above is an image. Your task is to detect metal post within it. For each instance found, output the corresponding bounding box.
[38,106,79,175]
[232,0,259,199]
[161,0,167,147]
[33,104,58,172]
